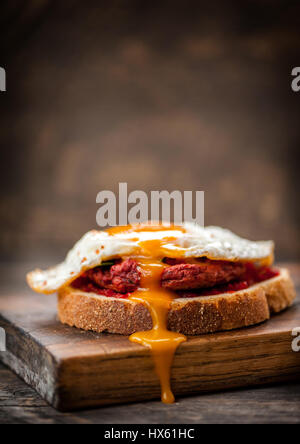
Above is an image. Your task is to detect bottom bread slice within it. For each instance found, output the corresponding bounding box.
[57,268,296,335]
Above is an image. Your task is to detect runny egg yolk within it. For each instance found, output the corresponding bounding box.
[130,257,186,403]
[107,224,187,403]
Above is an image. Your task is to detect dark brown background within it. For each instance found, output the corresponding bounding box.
[0,0,299,266]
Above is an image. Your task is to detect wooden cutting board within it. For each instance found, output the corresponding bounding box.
[0,292,300,411]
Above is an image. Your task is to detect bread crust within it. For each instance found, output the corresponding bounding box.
[57,268,296,336]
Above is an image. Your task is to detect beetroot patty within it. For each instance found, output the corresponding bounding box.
[72,258,246,296]
[84,258,140,293]
[161,260,246,290]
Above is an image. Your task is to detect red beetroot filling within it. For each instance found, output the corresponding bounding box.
[71,276,131,299]
[161,259,246,290]
[178,262,279,297]
[71,258,279,299]
[71,258,139,299]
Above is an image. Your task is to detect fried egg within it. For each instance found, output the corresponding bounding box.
[27,223,274,294]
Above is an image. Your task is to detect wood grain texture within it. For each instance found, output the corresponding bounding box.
[0,286,299,411]
[0,360,299,424]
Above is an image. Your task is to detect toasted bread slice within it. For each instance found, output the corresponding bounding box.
[57,268,296,336]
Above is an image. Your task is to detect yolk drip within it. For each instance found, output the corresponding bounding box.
[106,223,188,403]
[129,236,187,404]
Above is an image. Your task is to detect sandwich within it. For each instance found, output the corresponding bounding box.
[27,222,296,403]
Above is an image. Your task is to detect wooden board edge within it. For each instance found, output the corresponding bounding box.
[0,314,63,409]
[55,328,300,411]
[1,310,300,411]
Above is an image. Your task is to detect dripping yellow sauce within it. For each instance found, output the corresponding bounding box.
[130,254,186,404]
[107,224,187,403]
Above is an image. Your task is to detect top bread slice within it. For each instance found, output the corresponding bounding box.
[57,267,296,336]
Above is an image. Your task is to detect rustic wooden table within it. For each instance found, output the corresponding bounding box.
[0,360,299,424]
[0,263,299,424]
